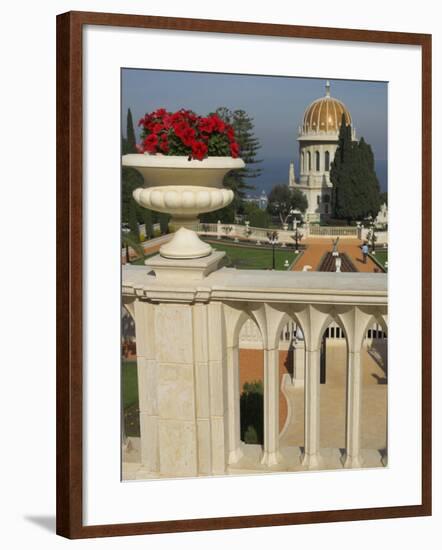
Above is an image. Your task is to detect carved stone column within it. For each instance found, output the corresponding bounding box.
[343,349,363,468]
[226,344,243,465]
[261,347,282,466]
[301,347,321,468]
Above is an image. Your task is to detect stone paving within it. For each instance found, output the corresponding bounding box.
[292,238,380,273]
[280,340,387,451]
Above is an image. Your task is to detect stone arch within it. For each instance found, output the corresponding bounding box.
[223,303,266,463]
[267,308,307,351]
[224,304,258,348]
[275,311,308,442]
[316,309,349,351]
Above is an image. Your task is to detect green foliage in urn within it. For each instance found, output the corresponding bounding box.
[137,108,240,160]
[330,114,382,222]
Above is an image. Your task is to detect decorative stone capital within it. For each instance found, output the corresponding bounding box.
[146,250,226,283]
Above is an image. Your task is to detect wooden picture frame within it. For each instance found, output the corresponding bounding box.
[56,10,432,539]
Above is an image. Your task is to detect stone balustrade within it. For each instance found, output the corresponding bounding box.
[122,262,387,478]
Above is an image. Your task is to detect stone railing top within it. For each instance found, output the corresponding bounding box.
[123,263,387,306]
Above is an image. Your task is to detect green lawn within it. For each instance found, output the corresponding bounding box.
[207,240,301,271]
[128,239,302,270]
[371,249,388,270]
[122,361,140,437]
[122,361,138,408]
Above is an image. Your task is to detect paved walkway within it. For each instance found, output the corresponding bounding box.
[292,238,380,273]
[280,340,387,451]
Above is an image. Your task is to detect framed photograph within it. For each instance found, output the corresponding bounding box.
[57,11,432,538]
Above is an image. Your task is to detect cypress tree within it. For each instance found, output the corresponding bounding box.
[121,166,143,223]
[121,107,143,224]
[330,114,381,222]
[125,108,137,153]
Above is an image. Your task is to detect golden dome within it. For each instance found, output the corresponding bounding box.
[302,82,352,134]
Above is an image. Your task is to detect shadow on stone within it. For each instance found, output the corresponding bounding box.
[240,381,264,445]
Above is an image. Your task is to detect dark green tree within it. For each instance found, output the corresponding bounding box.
[122,167,143,223]
[126,108,137,153]
[215,107,262,197]
[200,203,235,224]
[244,202,271,228]
[159,213,170,235]
[267,184,308,226]
[122,108,137,154]
[330,114,382,222]
[122,108,143,224]
[143,208,153,240]
[240,380,264,445]
[128,199,139,241]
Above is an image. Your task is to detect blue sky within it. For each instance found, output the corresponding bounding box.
[122,69,388,193]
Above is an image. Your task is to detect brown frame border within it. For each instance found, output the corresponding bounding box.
[56,10,432,539]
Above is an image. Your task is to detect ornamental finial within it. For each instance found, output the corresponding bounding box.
[325,80,331,97]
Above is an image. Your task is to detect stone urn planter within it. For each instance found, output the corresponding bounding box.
[122,154,245,259]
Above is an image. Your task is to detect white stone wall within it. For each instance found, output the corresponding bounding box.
[123,266,388,475]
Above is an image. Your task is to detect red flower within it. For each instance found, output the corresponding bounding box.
[179,126,197,147]
[143,133,159,153]
[191,141,208,161]
[211,114,226,133]
[162,114,173,129]
[153,108,167,118]
[230,141,240,158]
[159,139,169,153]
[138,108,239,159]
[198,117,216,134]
[152,123,164,133]
[226,124,235,141]
[173,121,189,137]
[138,113,154,128]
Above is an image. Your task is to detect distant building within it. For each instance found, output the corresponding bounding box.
[375,202,388,227]
[243,190,268,210]
[288,81,355,223]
